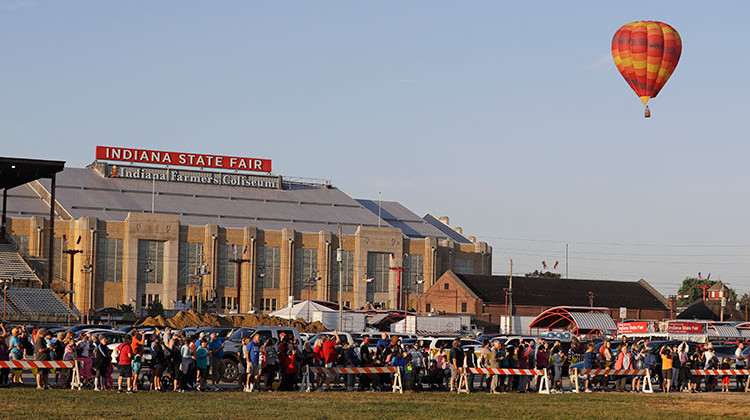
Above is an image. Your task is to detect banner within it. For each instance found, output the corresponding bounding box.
[96,146,272,173]
[617,321,649,335]
[667,322,705,334]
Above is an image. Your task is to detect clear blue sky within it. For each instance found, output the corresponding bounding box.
[3,1,750,297]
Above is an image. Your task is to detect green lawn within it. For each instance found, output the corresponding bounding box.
[2,388,749,419]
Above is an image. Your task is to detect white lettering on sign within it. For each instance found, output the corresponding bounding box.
[96,146,272,173]
[109,165,279,189]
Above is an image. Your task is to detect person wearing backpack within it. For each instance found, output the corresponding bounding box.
[116,334,134,393]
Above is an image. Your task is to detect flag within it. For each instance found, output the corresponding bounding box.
[553,261,559,270]
[678,294,690,299]
[542,261,547,269]
[76,235,82,245]
[707,273,711,280]
[243,245,249,255]
[232,244,237,254]
[363,277,374,283]
[698,272,702,279]
[62,234,68,243]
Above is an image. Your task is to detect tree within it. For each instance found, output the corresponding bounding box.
[146,298,164,317]
[118,303,134,314]
[676,277,738,306]
[524,270,561,279]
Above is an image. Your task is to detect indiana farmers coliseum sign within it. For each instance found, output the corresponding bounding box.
[96,146,272,172]
[107,164,281,189]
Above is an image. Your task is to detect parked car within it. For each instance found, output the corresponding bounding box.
[221,326,302,382]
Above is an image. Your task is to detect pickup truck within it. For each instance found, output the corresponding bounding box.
[220,326,301,382]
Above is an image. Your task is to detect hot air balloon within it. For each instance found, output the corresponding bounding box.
[611,21,682,117]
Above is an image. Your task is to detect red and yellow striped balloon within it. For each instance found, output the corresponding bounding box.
[612,21,682,115]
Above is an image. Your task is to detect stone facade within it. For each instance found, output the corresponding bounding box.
[6,215,491,315]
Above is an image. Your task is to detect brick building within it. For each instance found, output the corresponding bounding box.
[416,271,670,323]
[1,148,492,315]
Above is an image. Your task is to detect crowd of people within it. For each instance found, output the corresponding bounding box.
[0,324,747,394]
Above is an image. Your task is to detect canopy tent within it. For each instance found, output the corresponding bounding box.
[528,306,616,336]
[269,300,335,322]
[707,323,742,338]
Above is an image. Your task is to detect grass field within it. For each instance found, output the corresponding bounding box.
[1,388,749,419]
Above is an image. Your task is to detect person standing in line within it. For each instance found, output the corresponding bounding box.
[116,335,134,393]
[0,324,10,387]
[488,340,501,394]
[614,343,632,392]
[631,343,645,392]
[478,340,492,391]
[245,333,262,392]
[8,328,24,384]
[94,336,111,391]
[660,346,674,393]
[34,328,52,389]
[180,337,195,392]
[195,339,209,392]
[261,337,279,391]
[735,343,746,392]
[321,331,340,391]
[448,339,463,392]
[583,343,597,393]
[551,345,566,393]
[208,332,226,391]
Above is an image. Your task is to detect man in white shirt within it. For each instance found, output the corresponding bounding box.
[735,343,746,391]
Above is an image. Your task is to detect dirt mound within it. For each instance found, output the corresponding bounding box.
[139,312,326,333]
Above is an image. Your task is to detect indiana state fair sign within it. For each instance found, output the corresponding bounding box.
[96,146,280,189]
[96,146,272,172]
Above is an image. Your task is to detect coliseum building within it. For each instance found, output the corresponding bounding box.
[1,147,491,316]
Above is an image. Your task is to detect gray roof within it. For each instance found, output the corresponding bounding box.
[8,167,467,241]
[356,200,471,243]
[423,214,474,244]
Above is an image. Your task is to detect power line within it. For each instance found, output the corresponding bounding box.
[478,235,750,248]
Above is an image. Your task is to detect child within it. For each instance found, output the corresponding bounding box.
[720,357,731,392]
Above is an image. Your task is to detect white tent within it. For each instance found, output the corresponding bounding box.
[269,300,335,322]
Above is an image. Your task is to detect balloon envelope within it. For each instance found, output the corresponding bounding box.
[612,21,682,106]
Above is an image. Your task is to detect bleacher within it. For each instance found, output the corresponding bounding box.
[0,243,43,286]
[4,287,79,321]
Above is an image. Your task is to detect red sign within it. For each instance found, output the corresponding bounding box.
[96,146,272,173]
[667,322,704,334]
[617,321,648,335]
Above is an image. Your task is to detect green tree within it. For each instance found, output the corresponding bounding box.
[677,277,738,305]
[146,298,164,317]
[524,270,561,278]
[118,303,134,314]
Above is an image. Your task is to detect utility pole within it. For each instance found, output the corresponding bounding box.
[508,258,513,317]
[337,224,343,330]
[305,272,321,322]
[389,264,409,311]
[63,242,83,308]
[230,249,250,314]
[565,244,569,278]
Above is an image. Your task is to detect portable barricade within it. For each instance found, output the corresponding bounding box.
[301,366,403,394]
[570,368,653,393]
[689,369,750,392]
[0,360,81,389]
[458,368,550,394]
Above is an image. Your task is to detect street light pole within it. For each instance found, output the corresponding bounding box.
[337,224,343,330]
[305,272,322,322]
[230,257,250,313]
[389,265,409,310]
[63,248,83,308]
